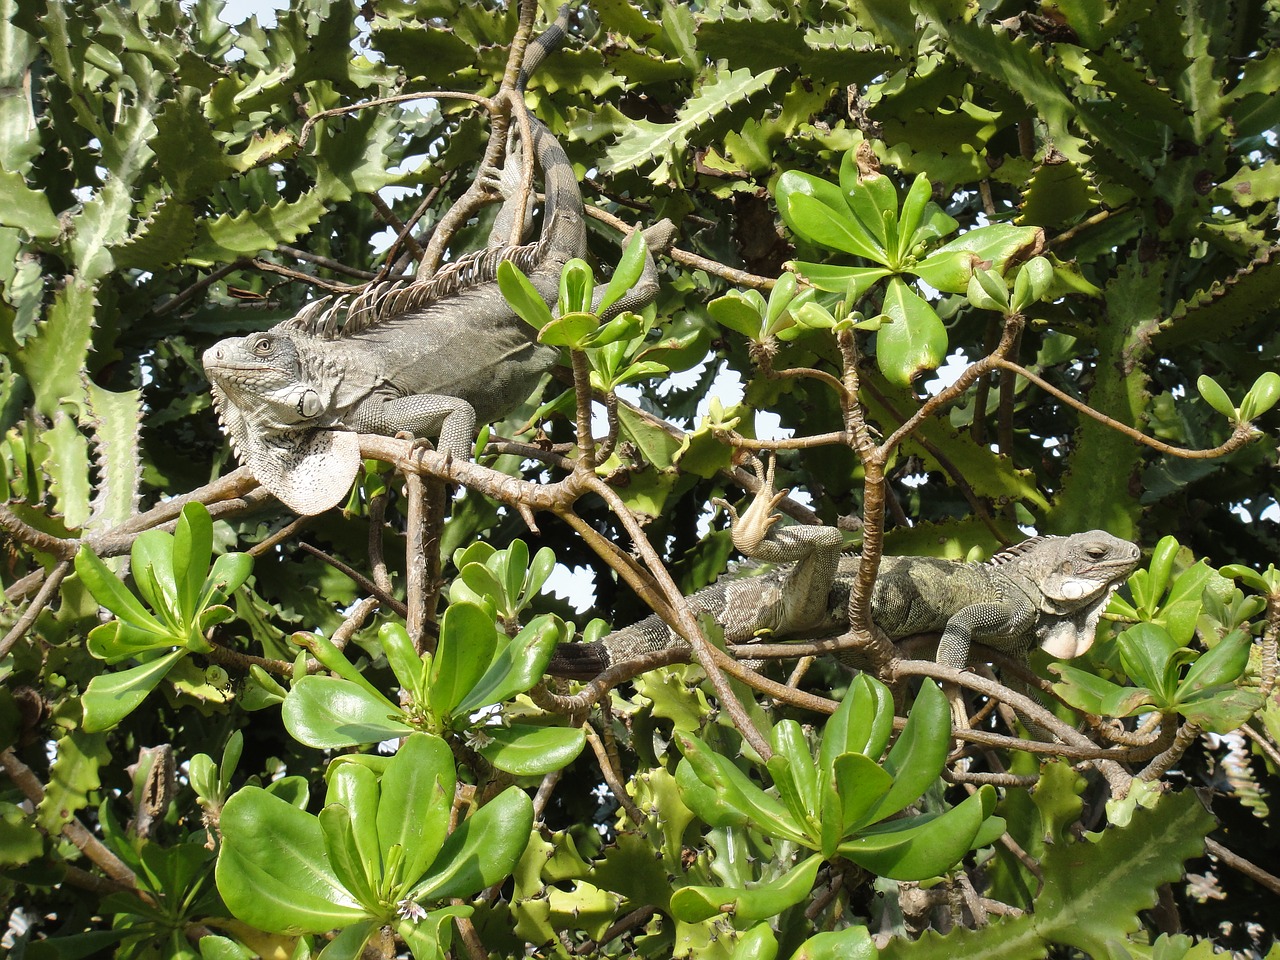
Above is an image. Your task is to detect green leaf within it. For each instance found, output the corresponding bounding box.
[708,289,766,340]
[1117,624,1184,704]
[497,260,555,329]
[538,311,600,347]
[408,786,534,902]
[896,175,935,255]
[430,602,499,719]
[558,258,594,315]
[1196,375,1237,419]
[827,752,894,835]
[676,735,807,844]
[173,502,213,623]
[452,614,563,715]
[845,172,901,262]
[596,231,648,315]
[324,762,383,886]
[669,852,822,923]
[475,724,587,775]
[873,679,950,821]
[82,648,187,732]
[216,786,368,935]
[730,924,779,960]
[785,193,888,263]
[820,674,895,770]
[379,622,427,704]
[839,785,995,881]
[770,719,819,817]
[1241,371,1280,420]
[282,675,413,749]
[318,805,379,909]
[874,278,947,386]
[791,926,879,960]
[788,262,892,298]
[397,906,469,960]
[74,545,167,635]
[378,734,455,887]
[1179,630,1251,696]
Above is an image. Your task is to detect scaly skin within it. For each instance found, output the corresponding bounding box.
[202,13,672,514]
[547,460,1141,682]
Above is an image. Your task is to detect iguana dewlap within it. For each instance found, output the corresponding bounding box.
[203,13,671,515]
[547,460,1141,679]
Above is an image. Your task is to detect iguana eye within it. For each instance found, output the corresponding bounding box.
[1084,544,1107,559]
[253,337,273,356]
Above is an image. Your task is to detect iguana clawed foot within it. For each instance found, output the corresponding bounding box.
[715,455,791,557]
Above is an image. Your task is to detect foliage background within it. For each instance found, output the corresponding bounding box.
[2,0,1279,956]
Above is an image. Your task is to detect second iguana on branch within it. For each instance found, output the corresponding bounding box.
[202,11,672,514]
[547,459,1141,686]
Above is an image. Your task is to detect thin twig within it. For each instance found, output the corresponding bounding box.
[0,561,69,659]
[1,748,150,901]
[297,542,407,618]
[583,723,645,827]
[1204,837,1280,896]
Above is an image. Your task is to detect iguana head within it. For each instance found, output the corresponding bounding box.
[203,331,359,516]
[993,531,1141,658]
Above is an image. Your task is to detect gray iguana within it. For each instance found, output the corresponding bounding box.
[547,459,1141,681]
[202,12,671,514]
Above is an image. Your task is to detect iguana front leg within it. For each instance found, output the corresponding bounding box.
[932,590,1038,733]
[350,393,477,461]
[932,594,1038,672]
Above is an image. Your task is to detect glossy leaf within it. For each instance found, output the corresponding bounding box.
[875,278,947,386]
[430,602,499,718]
[1196,375,1237,419]
[791,926,879,960]
[379,622,427,704]
[408,786,534,902]
[785,192,887,262]
[824,753,893,845]
[74,545,167,635]
[216,786,368,935]
[1179,630,1251,696]
[498,260,554,330]
[820,674,895,769]
[559,258,594,315]
[538,311,600,347]
[82,648,187,732]
[669,852,822,923]
[873,679,950,821]
[475,724,586,775]
[282,675,413,749]
[596,231,648,314]
[173,502,213,623]
[788,261,891,297]
[378,734,455,886]
[676,735,807,844]
[708,289,766,340]
[325,762,383,885]
[839,785,996,881]
[319,804,379,908]
[770,719,819,815]
[452,613,563,714]
[1117,624,1184,703]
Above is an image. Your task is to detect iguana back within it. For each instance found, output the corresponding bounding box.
[201,15,589,514]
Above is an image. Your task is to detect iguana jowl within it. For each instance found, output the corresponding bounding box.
[202,14,669,515]
[548,461,1141,680]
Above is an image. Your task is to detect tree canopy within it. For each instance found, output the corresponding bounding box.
[2,0,1279,958]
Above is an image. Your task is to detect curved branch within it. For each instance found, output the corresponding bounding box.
[991,358,1258,460]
